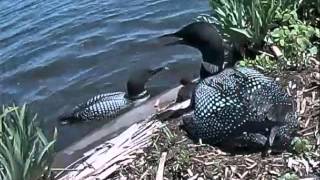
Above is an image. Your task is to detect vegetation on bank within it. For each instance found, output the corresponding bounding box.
[197,0,319,72]
[0,105,57,180]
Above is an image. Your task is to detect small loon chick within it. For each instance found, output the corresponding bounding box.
[59,66,168,124]
[162,22,298,150]
[175,77,197,103]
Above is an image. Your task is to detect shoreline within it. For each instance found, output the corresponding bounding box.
[54,59,319,179]
[52,85,183,169]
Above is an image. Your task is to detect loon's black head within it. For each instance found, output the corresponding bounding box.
[180,77,193,86]
[126,66,168,100]
[58,112,82,125]
[161,22,224,78]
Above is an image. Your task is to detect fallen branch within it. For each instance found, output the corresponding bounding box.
[156,152,167,180]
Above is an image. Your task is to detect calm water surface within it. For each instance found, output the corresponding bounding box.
[0,0,209,150]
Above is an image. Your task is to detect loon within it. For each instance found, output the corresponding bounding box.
[175,77,197,103]
[59,66,168,124]
[162,22,298,150]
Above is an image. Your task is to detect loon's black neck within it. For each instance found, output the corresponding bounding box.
[126,88,150,101]
[199,48,224,79]
[125,66,167,101]
[126,80,150,101]
[200,63,221,79]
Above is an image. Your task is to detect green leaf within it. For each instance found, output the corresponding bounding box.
[239,60,247,66]
[284,29,290,35]
[230,27,253,39]
[0,141,16,180]
[315,28,320,37]
[0,155,13,180]
[271,28,281,37]
[278,172,299,180]
[309,46,318,55]
[23,139,38,179]
[36,140,56,165]
[0,105,57,180]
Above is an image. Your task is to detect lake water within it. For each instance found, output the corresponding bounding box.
[0,0,209,150]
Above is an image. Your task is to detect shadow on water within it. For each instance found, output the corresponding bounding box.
[0,0,209,150]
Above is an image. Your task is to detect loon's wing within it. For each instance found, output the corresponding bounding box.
[73,92,132,121]
[236,67,298,148]
[237,67,295,118]
[187,68,297,148]
[189,70,259,144]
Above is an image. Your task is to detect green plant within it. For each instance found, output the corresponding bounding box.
[161,126,177,145]
[0,104,57,180]
[174,149,190,171]
[290,137,312,154]
[200,0,320,72]
[208,0,298,47]
[238,54,279,72]
[278,172,299,180]
[267,21,320,69]
[275,8,300,25]
[270,24,319,53]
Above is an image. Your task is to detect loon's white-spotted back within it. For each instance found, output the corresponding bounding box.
[162,22,298,150]
[59,66,168,124]
[191,67,297,149]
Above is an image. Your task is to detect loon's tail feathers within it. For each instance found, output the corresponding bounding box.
[270,112,299,151]
[265,102,296,123]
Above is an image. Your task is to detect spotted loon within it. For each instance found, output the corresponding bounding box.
[162,22,298,150]
[59,66,168,124]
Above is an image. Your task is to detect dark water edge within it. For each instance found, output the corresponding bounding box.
[0,0,210,150]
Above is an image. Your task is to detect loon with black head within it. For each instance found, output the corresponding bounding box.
[59,66,168,124]
[162,22,298,151]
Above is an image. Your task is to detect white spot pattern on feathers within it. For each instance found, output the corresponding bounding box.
[183,67,298,148]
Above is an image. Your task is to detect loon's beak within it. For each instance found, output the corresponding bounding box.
[149,66,169,75]
[159,33,186,46]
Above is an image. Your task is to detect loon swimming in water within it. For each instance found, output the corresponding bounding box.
[162,22,298,150]
[59,66,168,124]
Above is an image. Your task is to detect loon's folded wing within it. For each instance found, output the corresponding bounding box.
[237,67,296,122]
[190,68,297,148]
[190,72,255,144]
[236,67,298,148]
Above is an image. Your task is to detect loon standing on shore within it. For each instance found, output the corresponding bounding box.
[162,22,298,150]
[175,77,197,103]
[59,66,168,124]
